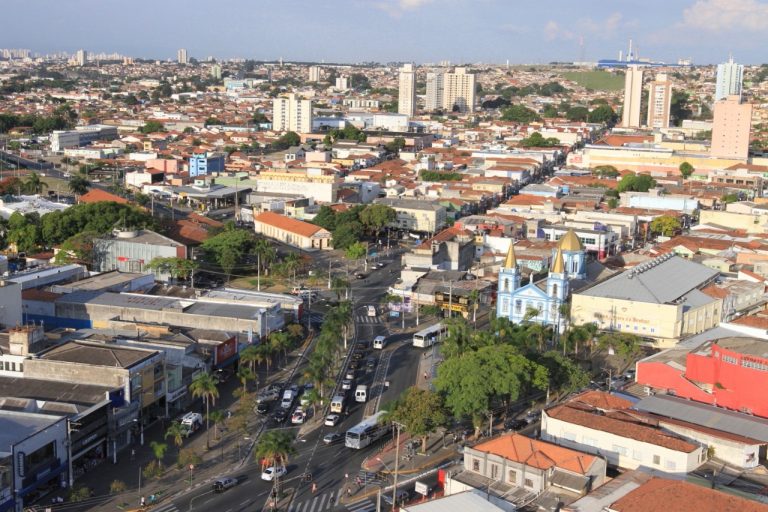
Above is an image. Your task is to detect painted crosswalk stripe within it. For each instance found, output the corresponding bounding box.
[346,499,375,512]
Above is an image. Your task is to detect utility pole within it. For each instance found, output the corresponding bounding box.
[327,259,332,290]
[448,280,453,319]
[391,422,401,512]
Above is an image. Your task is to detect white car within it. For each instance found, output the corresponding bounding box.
[261,466,287,481]
[291,407,307,424]
[324,414,341,427]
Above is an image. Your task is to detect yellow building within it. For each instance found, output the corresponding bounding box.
[571,254,721,347]
[699,209,768,234]
[569,144,743,173]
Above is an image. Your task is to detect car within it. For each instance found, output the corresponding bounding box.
[341,379,354,390]
[504,419,528,431]
[261,466,287,481]
[355,340,371,351]
[344,369,357,380]
[373,262,386,269]
[365,357,377,371]
[355,272,367,280]
[212,477,237,493]
[256,388,281,403]
[272,409,288,424]
[351,351,365,361]
[325,414,341,426]
[255,402,270,415]
[323,432,344,445]
[291,407,307,424]
[348,359,361,370]
[524,410,540,424]
[287,383,300,394]
[382,489,411,506]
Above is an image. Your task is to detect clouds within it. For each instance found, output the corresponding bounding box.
[374,0,434,17]
[543,12,623,42]
[680,0,768,31]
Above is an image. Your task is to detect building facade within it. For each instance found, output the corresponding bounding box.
[647,74,672,129]
[272,94,313,133]
[177,48,188,65]
[308,65,321,82]
[425,72,444,112]
[711,95,752,160]
[374,198,447,232]
[443,67,476,113]
[621,65,643,128]
[189,152,225,177]
[398,63,416,116]
[253,211,331,250]
[716,56,744,101]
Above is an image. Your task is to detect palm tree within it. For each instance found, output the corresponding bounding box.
[282,252,301,284]
[302,359,332,400]
[334,300,353,350]
[254,430,296,495]
[22,172,48,195]
[164,421,185,449]
[331,275,350,300]
[253,238,276,290]
[240,345,262,373]
[256,343,275,376]
[150,441,168,470]
[236,365,256,395]
[468,289,480,325]
[189,372,220,449]
[286,323,304,343]
[208,410,226,440]
[269,331,292,367]
[302,387,323,416]
[68,174,91,196]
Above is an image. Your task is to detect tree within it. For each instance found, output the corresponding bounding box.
[22,172,48,195]
[616,174,656,193]
[345,241,367,260]
[388,388,446,453]
[150,441,168,470]
[147,256,198,281]
[519,132,560,148]
[597,332,643,364]
[542,104,559,118]
[565,106,590,122]
[201,228,257,279]
[360,204,396,235]
[273,131,301,150]
[721,193,739,204]
[236,365,256,395]
[501,105,541,123]
[385,137,406,153]
[331,275,350,300]
[208,410,226,440]
[536,351,590,395]
[164,421,185,449]
[587,105,617,124]
[670,91,693,126]
[679,161,694,180]
[269,330,293,366]
[139,120,166,134]
[650,214,681,237]
[254,430,296,495]
[593,165,619,178]
[109,480,127,494]
[189,372,220,449]
[68,174,91,196]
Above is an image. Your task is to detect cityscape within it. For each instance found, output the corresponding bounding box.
[3,2,768,512]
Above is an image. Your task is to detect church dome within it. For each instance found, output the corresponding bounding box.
[558,230,583,251]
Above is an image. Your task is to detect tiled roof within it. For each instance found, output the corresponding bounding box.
[473,433,596,474]
[78,189,129,205]
[610,477,768,512]
[254,211,326,238]
[570,390,633,411]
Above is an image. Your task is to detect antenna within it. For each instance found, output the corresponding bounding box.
[579,36,585,63]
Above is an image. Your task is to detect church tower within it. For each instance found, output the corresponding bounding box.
[555,229,587,280]
[547,245,569,302]
[497,241,520,320]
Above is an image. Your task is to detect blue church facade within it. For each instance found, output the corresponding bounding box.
[496,230,586,333]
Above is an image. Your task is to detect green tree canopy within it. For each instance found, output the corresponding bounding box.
[679,161,694,179]
[519,132,560,148]
[593,165,620,178]
[565,106,590,122]
[359,204,396,234]
[345,241,367,260]
[500,105,541,123]
[616,173,656,193]
[649,214,681,237]
[587,104,617,124]
[200,227,257,278]
[138,120,166,134]
[387,388,447,452]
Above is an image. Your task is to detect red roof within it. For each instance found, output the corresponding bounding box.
[474,433,596,474]
[78,189,129,205]
[253,211,326,238]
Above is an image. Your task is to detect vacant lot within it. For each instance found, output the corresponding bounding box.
[562,70,625,91]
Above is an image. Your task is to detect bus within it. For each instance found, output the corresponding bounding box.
[345,411,390,449]
[413,322,447,348]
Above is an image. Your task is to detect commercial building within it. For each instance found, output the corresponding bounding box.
[571,254,721,347]
[541,391,705,473]
[189,152,225,177]
[253,211,331,250]
[710,95,752,160]
[177,48,188,65]
[272,93,313,134]
[621,65,643,128]
[93,229,186,278]
[647,74,672,129]
[402,227,475,271]
[254,168,339,203]
[716,56,744,101]
[50,125,119,152]
[398,63,417,116]
[374,198,447,233]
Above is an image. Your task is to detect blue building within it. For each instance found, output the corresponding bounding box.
[189,152,225,177]
[496,230,586,333]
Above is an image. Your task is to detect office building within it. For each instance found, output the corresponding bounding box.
[398,63,417,116]
[647,73,672,129]
[425,72,444,111]
[443,67,476,113]
[715,56,744,101]
[711,95,752,160]
[75,49,87,66]
[272,93,313,133]
[177,48,188,65]
[621,65,643,128]
[308,65,322,82]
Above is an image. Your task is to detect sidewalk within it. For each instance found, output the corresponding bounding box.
[36,334,316,512]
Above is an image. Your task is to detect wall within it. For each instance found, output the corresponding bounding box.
[699,210,768,234]
[0,283,22,328]
[657,420,760,469]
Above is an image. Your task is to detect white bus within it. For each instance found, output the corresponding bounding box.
[412,322,447,348]
[373,336,387,350]
[345,411,390,449]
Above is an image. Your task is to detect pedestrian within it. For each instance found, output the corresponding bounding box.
[140,496,146,507]
[347,487,352,497]
[131,448,136,460]
[311,482,317,493]
[423,371,428,380]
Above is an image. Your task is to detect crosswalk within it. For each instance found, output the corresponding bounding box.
[346,497,376,512]
[149,503,178,512]
[289,489,341,512]
[355,315,380,324]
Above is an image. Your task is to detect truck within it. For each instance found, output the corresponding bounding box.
[180,412,203,437]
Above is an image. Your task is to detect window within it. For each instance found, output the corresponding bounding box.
[491,464,499,479]
[501,298,510,315]
[524,478,534,488]
[552,283,558,297]
[472,459,480,472]
[665,460,676,470]
[632,449,643,461]
[612,445,629,456]
[653,455,661,465]
[504,279,509,292]
[515,300,522,314]
[508,469,517,483]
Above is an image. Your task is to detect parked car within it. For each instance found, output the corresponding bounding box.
[345,369,357,380]
[325,414,341,427]
[504,419,527,431]
[261,466,287,481]
[341,378,354,391]
[382,489,411,506]
[272,409,288,424]
[365,357,377,371]
[255,402,270,415]
[212,477,237,493]
[323,432,344,445]
[291,407,307,424]
[256,388,281,403]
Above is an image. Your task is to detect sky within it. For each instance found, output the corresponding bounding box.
[3,0,768,65]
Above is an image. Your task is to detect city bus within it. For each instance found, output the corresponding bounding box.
[412,322,447,348]
[345,411,390,449]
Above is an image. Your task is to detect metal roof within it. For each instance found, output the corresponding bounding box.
[402,491,506,512]
[635,395,768,443]
[579,255,718,304]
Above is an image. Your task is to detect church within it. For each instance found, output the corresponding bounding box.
[496,230,587,333]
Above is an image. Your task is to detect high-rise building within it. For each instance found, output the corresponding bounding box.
[442,67,476,113]
[715,56,744,101]
[272,93,313,134]
[309,66,322,82]
[177,48,188,65]
[710,95,752,160]
[210,64,222,80]
[75,49,87,67]
[398,63,417,116]
[335,76,349,90]
[646,74,672,129]
[621,65,643,128]
[425,72,444,112]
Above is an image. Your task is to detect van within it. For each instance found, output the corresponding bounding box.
[367,305,377,317]
[281,389,297,409]
[180,412,203,436]
[330,394,346,414]
[355,385,368,403]
[212,477,237,492]
[373,336,387,350]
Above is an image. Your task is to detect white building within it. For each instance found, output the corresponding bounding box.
[425,72,444,112]
[621,65,643,128]
[443,67,476,113]
[177,48,188,65]
[75,49,86,66]
[647,74,672,129]
[716,56,744,101]
[308,65,322,82]
[272,93,313,133]
[254,168,338,203]
[398,63,417,116]
[374,198,447,232]
[335,76,350,91]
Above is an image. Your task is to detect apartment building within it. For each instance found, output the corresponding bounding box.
[621,65,643,128]
[398,63,417,116]
[647,74,672,129]
[426,67,475,113]
[254,168,338,203]
[272,93,313,133]
[374,198,447,232]
[711,95,752,160]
